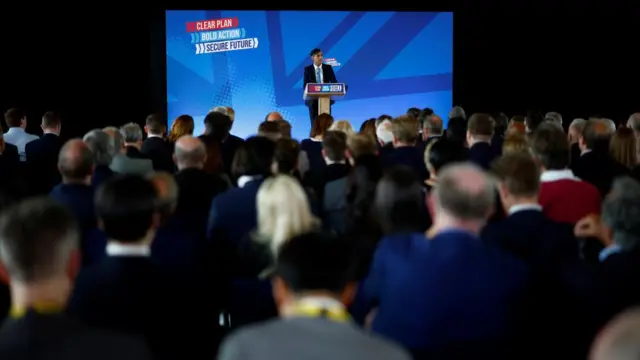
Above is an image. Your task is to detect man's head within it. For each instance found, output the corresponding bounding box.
[209,106,229,116]
[41,111,61,135]
[600,177,640,251]
[203,111,232,140]
[4,108,26,129]
[322,130,348,163]
[119,123,144,147]
[466,113,495,146]
[272,231,356,311]
[347,133,377,162]
[491,152,540,212]
[58,139,94,184]
[568,118,586,144]
[432,162,495,232]
[310,48,323,66]
[449,106,466,120]
[95,175,159,244]
[103,126,125,153]
[258,120,282,141]
[422,114,444,140]
[147,172,179,223]
[580,119,613,153]
[265,111,284,122]
[544,111,563,127]
[591,307,640,360]
[391,114,419,146]
[145,113,166,137]
[530,123,570,171]
[174,135,207,170]
[0,198,78,285]
[83,129,116,167]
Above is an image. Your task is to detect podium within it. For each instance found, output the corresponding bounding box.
[303,83,347,116]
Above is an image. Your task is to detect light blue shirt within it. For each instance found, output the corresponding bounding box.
[314,65,323,83]
[4,127,39,162]
[599,244,622,262]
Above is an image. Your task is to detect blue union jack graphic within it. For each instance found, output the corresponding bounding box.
[165,10,453,138]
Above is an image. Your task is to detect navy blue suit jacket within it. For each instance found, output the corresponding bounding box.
[354,231,528,355]
[303,64,338,107]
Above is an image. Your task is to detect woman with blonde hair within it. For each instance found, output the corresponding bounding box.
[610,126,637,169]
[255,174,320,257]
[329,119,356,138]
[167,114,195,143]
[502,132,529,155]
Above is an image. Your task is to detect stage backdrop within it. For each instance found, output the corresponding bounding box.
[165,10,453,139]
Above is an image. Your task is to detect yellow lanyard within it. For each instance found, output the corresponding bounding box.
[292,299,350,323]
[10,301,64,319]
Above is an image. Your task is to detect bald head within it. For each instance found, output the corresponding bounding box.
[591,307,640,360]
[58,139,94,182]
[266,112,283,122]
[433,163,495,222]
[174,135,206,170]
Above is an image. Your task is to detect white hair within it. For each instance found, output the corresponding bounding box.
[376,119,393,144]
[602,118,616,133]
[328,120,355,138]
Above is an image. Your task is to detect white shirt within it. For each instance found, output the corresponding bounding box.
[314,64,323,83]
[106,242,151,257]
[4,127,39,162]
[508,203,543,216]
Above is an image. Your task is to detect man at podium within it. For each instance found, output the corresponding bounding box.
[303,48,338,125]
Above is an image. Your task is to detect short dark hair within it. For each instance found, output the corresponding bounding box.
[203,111,232,140]
[310,48,322,57]
[530,123,570,170]
[95,175,158,243]
[258,121,280,137]
[145,113,165,134]
[491,152,540,197]
[467,113,495,137]
[4,108,25,128]
[274,138,300,174]
[374,166,425,234]
[582,119,612,151]
[0,198,78,283]
[275,231,354,294]
[42,111,61,128]
[425,138,467,173]
[322,130,347,161]
[231,136,276,179]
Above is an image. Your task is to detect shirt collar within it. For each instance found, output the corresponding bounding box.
[508,203,542,215]
[106,242,150,257]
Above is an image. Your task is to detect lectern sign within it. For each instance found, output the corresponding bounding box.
[307,84,345,94]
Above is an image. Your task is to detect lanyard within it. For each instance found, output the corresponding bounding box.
[10,301,64,319]
[291,297,350,323]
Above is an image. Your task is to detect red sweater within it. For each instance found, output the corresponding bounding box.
[538,169,602,224]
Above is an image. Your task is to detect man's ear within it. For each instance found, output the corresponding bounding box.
[340,282,357,306]
[143,126,149,135]
[321,148,326,158]
[271,276,287,308]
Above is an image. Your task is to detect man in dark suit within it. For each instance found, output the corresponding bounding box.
[141,113,175,173]
[25,111,63,195]
[303,48,338,125]
[0,197,150,360]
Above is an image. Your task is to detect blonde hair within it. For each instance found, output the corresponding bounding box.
[256,175,319,256]
[610,127,637,169]
[329,120,355,138]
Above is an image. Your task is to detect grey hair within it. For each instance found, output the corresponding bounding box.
[210,106,229,116]
[433,162,495,221]
[174,138,207,167]
[103,126,124,152]
[544,111,563,125]
[83,129,115,166]
[602,176,640,250]
[602,118,616,133]
[449,106,466,120]
[119,123,143,143]
[627,113,640,132]
[569,118,586,131]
